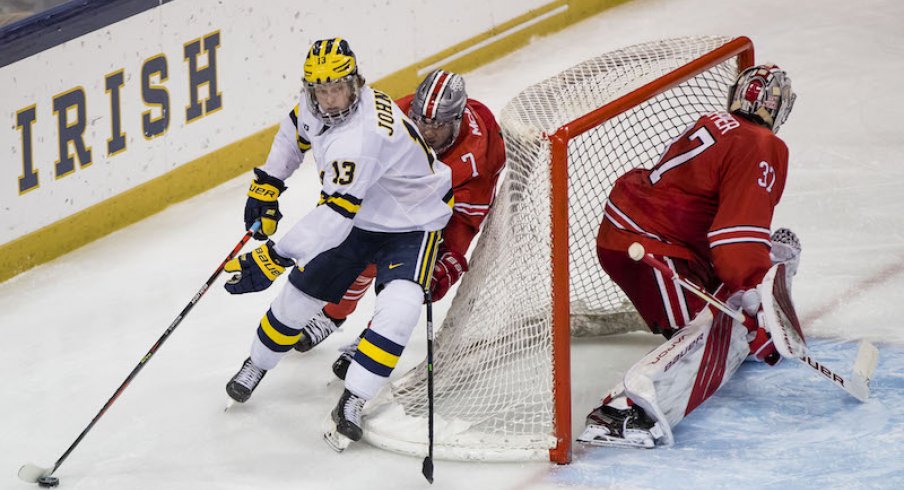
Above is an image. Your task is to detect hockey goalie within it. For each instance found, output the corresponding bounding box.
[579,64,801,448]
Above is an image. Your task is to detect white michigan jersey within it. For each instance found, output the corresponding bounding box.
[258,86,453,266]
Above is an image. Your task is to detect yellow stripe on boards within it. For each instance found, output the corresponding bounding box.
[0,0,630,284]
[260,314,302,346]
[357,338,400,368]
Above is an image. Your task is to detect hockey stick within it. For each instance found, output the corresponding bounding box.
[19,223,261,488]
[628,242,878,402]
[421,291,435,484]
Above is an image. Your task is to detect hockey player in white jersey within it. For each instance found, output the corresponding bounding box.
[221,38,452,450]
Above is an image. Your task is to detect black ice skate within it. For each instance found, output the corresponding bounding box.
[577,404,662,449]
[332,351,354,380]
[225,357,267,403]
[323,389,366,452]
[332,329,366,380]
[294,311,345,352]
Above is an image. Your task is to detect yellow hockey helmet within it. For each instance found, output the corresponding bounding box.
[302,38,363,125]
[303,38,358,84]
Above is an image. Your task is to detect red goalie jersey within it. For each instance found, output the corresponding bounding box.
[598,111,788,292]
[396,95,507,256]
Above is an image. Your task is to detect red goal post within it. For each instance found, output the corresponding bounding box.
[363,36,755,465]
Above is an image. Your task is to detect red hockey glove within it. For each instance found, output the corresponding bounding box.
[429,249,468,301]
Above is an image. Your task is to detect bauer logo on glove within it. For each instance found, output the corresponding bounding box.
[245,168,287,240]
[224,240,295,294]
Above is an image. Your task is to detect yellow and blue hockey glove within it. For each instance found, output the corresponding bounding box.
[224,240,294,294]
[245,168,287,240]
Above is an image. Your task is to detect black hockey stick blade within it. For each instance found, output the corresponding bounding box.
[422,456,434,483]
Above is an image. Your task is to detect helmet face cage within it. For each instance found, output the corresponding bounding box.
[728,64,796,133]
[408,69,467,154]
[304,75,362,125]
[303,38,363,125]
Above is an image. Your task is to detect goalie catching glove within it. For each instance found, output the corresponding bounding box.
[245,168,287,240]
[429,247,468,301]
[224,240,294,294]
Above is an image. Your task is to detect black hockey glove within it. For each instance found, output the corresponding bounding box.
[245,168,287,240]
[224,240,294,294]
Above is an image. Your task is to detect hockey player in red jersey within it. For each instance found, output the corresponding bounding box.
[292,69,507,376]
[578,64,802,449]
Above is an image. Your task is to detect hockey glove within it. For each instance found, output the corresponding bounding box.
[429,248,468,301]
[224,240,294,294]
[729,289,781,366]
[770,227,801,287]
[245,168,287,240]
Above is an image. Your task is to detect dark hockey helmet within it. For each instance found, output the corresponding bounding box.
[409,69,467,154]
[728,64,796,134]
[303,38,364,125]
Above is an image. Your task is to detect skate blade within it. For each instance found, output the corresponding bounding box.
[577,426,654,449]
[322,415,352,453]
[577,437,653,449]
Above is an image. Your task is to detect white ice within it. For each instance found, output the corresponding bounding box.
[2,0,903,488]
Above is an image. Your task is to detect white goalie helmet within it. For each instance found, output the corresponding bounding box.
[409,69,468,154]
[728,64,796,134]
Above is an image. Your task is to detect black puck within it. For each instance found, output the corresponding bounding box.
[37,475,59,488]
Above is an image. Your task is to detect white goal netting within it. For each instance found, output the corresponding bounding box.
[365,36,746,461]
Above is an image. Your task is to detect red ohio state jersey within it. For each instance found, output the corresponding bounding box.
[598,112,789,291]
[397,95,507,256]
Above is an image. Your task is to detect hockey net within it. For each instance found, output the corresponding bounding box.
[364,36,754,463]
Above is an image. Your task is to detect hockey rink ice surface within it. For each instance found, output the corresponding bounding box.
[3,0,903,488]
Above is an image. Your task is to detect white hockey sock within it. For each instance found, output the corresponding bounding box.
[345,280,423,400]
[250,283,325,371]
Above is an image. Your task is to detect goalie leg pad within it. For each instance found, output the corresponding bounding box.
[618,306,749,446]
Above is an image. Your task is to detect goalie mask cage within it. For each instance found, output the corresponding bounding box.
[364,36,754,463]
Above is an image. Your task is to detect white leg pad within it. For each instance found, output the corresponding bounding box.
[621,306,749,446]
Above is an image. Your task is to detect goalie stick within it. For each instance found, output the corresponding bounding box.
[19,223,261,488]
[627,242,878,403]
